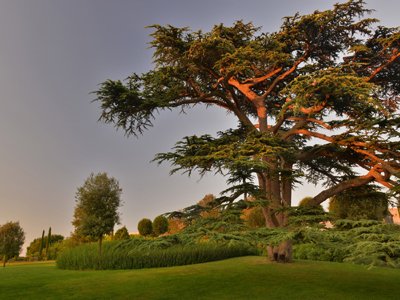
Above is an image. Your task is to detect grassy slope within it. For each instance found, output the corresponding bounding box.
[1,257,399,300]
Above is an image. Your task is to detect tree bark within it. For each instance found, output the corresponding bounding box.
[278,240,293,263]
[259,160,294,262]
[308,175,374,206]
[3,254,7,267]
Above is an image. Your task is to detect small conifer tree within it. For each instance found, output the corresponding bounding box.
[153,216,169,236]
[115,226,130,240]
[138,219,152,238]
[46,227,51,260]
[38,230,45,261]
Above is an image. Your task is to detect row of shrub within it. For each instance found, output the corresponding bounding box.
[56,241,260,270]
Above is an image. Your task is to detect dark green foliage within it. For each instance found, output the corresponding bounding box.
[74,172,123,261]
[328,185,390,221]
[92,0,400,263]
[153,216,169,236]
[293,243,349,262]
[26,234,64,258]
[153,127,298,204]
[46,227,51,260]
[137,219,153,238]
[0,221,25,267]
[56,240,259,270]
[74,172,122,240]
[335,220,400,268]
[38,230,45,261]
[66,231,97,249]
[92,0,400,217]
[291,219,400,269]
[55,205,338,270]
[114,226,130,241]
[164,204,400,269]
[71,202,98,246]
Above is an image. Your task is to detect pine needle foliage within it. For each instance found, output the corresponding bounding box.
[114,204,333,259]
[292,219,400,269]
[92,0,400,261]
[92,0,400,209]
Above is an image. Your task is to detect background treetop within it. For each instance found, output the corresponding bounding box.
[74,172,123,260]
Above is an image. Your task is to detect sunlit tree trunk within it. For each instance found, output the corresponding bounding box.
[2,254,7,268]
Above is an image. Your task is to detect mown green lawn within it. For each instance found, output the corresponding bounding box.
[1,256,399,300]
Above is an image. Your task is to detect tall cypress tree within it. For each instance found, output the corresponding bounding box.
[38,230,45,261]
[46,227,51,260]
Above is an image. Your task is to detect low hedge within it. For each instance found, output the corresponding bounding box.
[56,241,259,270]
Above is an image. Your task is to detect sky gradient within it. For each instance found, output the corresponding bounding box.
[1,0,399,255]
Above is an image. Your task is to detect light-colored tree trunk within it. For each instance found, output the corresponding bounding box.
[3,254,7,267]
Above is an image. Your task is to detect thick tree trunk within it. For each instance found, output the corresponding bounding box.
[278,240,293,263]
[255,108,294,262]
[259,162,293,263]
[3,254,7,267]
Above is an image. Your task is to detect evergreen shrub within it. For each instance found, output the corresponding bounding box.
[153,215,169,236]
[291,220,400,269]
[293,243,348,262]
[115,226,130,241]
[137,219,153,238]
[56,240,259,270]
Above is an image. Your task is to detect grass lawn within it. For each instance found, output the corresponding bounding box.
[1,256,399,299]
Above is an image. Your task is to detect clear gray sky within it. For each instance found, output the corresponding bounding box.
[1,0,399,255]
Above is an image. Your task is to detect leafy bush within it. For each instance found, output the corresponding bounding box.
[328,185,389,221]
[243,206,266,229]
[153,216,169,236]
[137,219,152,238]
[114,226,130,241]
[56,240,259,270]
[129,234,144,239]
